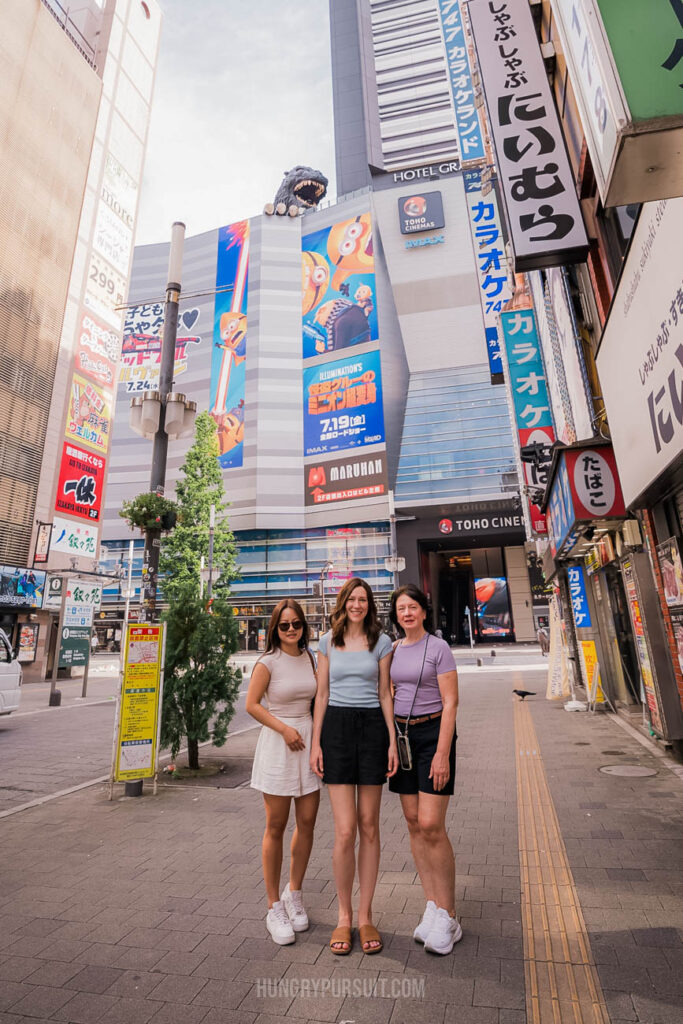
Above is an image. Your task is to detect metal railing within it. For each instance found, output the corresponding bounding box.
[40,0,98,70]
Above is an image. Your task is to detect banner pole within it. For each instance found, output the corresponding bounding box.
[108,621,128,800]
[153,622,167,796]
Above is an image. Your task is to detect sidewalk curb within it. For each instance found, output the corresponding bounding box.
[0,723,260,821]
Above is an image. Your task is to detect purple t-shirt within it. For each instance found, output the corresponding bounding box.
[392,634,457,717]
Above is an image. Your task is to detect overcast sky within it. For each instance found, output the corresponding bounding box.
[135,0,336,245]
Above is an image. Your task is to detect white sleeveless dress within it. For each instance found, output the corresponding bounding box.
[250,649,322,797]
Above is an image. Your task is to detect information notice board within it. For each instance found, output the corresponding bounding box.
[113,623,165,783]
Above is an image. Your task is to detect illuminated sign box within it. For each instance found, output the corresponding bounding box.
[398,191,445,234]
[544,444,626,559]
[551,0,683,206]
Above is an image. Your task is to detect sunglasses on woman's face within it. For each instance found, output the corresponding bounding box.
[278,620,303,632]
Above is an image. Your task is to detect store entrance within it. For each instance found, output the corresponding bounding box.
[420,544,514,644]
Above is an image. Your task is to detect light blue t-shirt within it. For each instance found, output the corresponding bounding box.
[318,630,393,708]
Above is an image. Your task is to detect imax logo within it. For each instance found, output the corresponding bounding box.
[405,235,445,249]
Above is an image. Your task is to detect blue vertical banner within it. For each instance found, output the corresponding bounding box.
[567,565,592,629]
[436,0,486,163]
[499,309,553,430]
[210,221,250,469]
[464,169,511,382]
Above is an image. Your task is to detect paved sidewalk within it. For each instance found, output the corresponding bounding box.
[1,665,682,1023]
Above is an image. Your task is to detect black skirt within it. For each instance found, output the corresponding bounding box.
[321,705,390,785]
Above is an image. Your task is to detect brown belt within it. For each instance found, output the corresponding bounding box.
[394,711,442,726]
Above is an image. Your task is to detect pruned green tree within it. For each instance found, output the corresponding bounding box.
[159,412,241,769]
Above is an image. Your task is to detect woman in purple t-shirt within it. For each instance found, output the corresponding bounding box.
[388,584,461,956]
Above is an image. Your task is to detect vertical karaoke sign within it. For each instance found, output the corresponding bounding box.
[463,168,511,382]
[500,307,555,533]
[437,0,486,164]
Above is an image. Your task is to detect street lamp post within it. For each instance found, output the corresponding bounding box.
[140,221,185,622]
[126,221,196,798]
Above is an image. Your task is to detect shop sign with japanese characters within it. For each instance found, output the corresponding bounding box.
[500,308,556,533]
[597,198,683,505]
[551,0,683,204]
[436,0,486,163]
[567,565,592,629]
[120,303,202,393]
[303,350,386,457]
[55,442,105,521]
[51,517,98,557]
[547,446,625,558]
[468,0,588,269]
[398,191,445,234]
[305,452,388,506]
[63,578,102,628]
[75,309,121,390]
[464,168,512,381]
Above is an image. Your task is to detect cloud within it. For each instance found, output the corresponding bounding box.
[135,0,336,245]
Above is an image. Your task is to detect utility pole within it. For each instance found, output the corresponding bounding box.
[140,221,185,623]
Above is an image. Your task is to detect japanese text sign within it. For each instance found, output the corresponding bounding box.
[547,456,575,556]
[75,310,121,389]
[51,516,98,557]
[65,374,112,455]
[464,169,512,379]
[564,447,625,519]
[115,624,165,782]
[120,304,202,394]
[303,350,386,457]
[305,453,388,506]
[468,0,588,269]
[437,0,486,162]
[500,309,553,429]
[567,565,592,628]
[64,578,102,627]
[55,442,105,522]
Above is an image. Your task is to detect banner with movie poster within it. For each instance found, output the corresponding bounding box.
[209,220,250,469]
[302,212,377,360]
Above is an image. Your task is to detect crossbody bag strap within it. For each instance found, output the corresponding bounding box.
[395,635,429,738]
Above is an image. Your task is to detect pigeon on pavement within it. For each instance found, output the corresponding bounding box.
[513,689,536,700]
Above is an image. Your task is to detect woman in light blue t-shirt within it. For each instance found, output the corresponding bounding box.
[310,577,397,956]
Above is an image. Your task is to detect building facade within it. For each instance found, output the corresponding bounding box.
[459,0,683,753]
[99,0,547,649]
[0,0,161,679]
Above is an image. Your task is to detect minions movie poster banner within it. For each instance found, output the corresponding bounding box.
[303,350,386,457]
[210,220,249,469]
[302,212,377,360]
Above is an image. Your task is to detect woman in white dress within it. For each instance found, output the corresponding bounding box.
[246,599,321,945]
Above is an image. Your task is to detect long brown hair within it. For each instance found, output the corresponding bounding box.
[330,577,381,649]
[265,598,309,654]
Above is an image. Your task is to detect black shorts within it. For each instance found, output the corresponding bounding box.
[388,715,457,796]
[321,705,390,786]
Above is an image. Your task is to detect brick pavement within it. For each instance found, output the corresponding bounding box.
[0,666,681,1023]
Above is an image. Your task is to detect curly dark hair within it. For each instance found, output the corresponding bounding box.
[330,577,381,649]
[389,584,433,637]
[265,598,309,654]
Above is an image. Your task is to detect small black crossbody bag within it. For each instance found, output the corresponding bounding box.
[394,636,429,771]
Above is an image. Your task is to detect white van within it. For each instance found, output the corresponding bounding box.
[0,628,22,715]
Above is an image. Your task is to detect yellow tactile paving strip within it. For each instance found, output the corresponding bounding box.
[514,699,610,1024]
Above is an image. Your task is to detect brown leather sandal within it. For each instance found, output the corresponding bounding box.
[359,923,383,954]
[329,926,353,955]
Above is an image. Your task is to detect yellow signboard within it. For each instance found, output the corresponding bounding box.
[114,623,165,782]
[580,640,605,704]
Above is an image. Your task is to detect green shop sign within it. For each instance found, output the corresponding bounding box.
[58,626,90,669]
[597,0,683,120]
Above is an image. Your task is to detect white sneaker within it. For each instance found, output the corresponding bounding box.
[281,883,309,932]
[266,901,295,945]
[413,900,437,944]
[423,907,463,955]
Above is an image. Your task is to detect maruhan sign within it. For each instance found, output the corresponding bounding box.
[597,198,683,506]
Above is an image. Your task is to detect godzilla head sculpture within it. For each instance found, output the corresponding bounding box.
[264,166,329,217]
